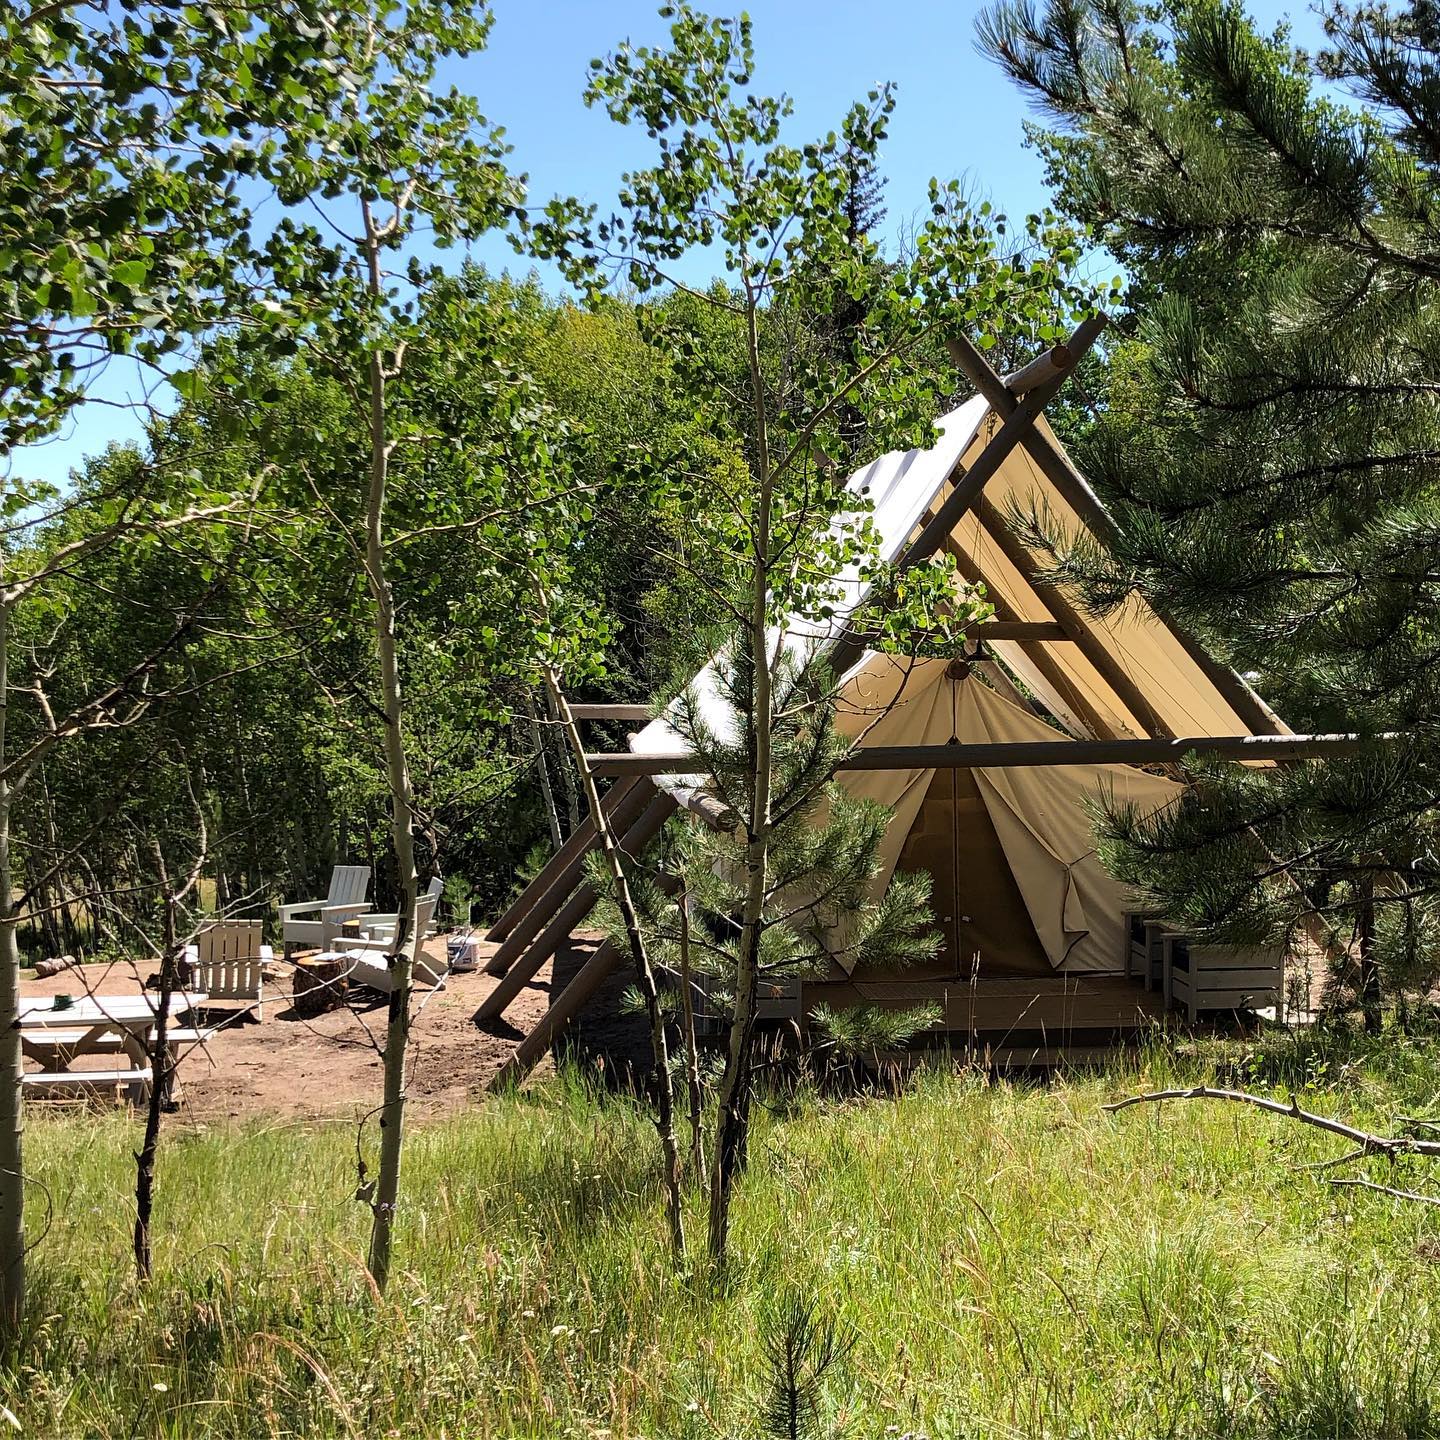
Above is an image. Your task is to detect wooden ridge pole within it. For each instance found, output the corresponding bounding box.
[944,331,1288,737]
[568,704,653,722]
[1004,339,1083,396]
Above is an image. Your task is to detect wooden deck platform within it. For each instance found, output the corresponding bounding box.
[764,973,1168,1040]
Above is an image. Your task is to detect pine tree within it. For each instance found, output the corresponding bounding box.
[814,147,892,460]
[979,0,1440,1024]
[592,636,946,1145]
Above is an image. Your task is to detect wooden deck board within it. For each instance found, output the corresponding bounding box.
[797,973,1166,1036]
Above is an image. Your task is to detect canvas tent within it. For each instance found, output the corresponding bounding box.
[826,653,1184,976]
[480,324,1333,1083]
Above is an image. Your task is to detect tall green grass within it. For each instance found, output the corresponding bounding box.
[12,1038,1440,1438]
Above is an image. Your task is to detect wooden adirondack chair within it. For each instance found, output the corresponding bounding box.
[349,876,445,948]
[190,919,266,1019]
[280,865,371,957]
[343,891,445,991]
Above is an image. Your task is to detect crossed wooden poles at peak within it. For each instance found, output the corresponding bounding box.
[477,315,1327,1088]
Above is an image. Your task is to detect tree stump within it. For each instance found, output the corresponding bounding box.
[293,952,350,1018]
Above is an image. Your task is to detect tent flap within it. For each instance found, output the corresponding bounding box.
[957,680,1183,972]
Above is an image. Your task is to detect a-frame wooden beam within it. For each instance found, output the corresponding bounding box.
[944,332,1288,737]
[475,787,678,1024]
[488,776,654,971]
[485,775,647,945]
[483,317,1108,1083]
[940,532,1117,740]
[492,319,1107,961]
[972,494,1176,739]
[824,315,1107,685]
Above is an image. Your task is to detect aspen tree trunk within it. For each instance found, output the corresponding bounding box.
[360,205,421,1295]
[0,591,25,1331]
[524,691,564,852]
[36,768,67,958]
[543,683,582,836]
[134,846,181,1284]
[542,665,686,1258]
[676,886,705,1181]
[708,293,774,1269]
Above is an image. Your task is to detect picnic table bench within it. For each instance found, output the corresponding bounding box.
[19,992,209,1103]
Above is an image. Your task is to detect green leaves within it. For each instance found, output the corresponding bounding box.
[0,0,529,458]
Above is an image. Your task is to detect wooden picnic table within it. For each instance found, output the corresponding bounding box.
[19,992,208,1100]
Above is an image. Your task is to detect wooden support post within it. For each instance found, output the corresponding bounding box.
[489,937,626,1089]
[568,704,653,722]
[974,495,1175,739]
[485,776,645,943]
[858,620,1069,645]
[487,777,653,969]
[967,620,1069,641]
[945,331,1288,738]
[475,788,677,1022]
[583,731,1385,776]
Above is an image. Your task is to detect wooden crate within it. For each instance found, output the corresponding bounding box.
[1162,936,1284,1022]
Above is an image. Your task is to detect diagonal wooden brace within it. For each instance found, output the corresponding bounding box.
[944,329,1287,737]
[825,314,1107,684]
[475,787,677,1023]
[488,937,626,1090]
[486,777,653,968]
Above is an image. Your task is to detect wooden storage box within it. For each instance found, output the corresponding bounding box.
[1162,936,1283,1022]
[1122,910,1169,991]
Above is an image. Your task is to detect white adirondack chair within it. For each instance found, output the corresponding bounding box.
[343,891,445,991]
[350,876,445,948]
[280,865,371,957]
[190,919,266,1019]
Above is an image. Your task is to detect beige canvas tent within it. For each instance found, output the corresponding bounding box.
[480,323,1354,1082]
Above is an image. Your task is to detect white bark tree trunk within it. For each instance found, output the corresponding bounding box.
[525,691,564,852]
[360,205,421,1296]
[707,291,774,1269]
[0,590,25,1330]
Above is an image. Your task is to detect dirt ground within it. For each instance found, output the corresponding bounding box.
[19,933,649,1124]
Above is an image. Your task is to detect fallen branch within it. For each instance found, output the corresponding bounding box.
[1328,1177,1440,1206]
[1103,1084,1440,1159]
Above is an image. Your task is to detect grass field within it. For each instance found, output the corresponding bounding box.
[11,1031,1440,1438]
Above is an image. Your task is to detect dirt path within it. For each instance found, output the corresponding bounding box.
[20,933,646,1124]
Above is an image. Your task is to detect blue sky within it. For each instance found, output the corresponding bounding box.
[16,0,1324,488]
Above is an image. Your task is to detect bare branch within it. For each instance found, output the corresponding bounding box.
[1104,1083,1440,1158]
